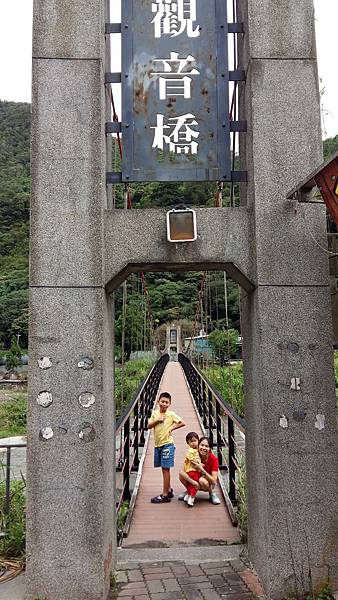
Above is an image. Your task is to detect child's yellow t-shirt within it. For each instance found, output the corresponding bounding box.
[150,409,182,448]
[184,447,201,473]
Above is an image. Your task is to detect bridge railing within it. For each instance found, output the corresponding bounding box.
[0,354,169,540]
[178,353,245,508]
[0,442,26,537]
[115,354,169,521]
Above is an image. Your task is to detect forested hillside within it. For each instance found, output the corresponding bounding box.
[0,101,30,349]
[0,100,337,350]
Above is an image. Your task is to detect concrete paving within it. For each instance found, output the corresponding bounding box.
[0,572,25,600]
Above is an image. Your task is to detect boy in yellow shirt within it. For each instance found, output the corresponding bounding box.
[148,391,185,503]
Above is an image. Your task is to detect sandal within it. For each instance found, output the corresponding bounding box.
[168,488,174,499]
[150,494,171,504]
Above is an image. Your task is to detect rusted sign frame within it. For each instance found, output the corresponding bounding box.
[121,0,232,183]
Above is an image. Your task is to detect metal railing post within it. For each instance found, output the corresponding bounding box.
[208,388,214,447]
[215,401,223,467]
[202,379,208,428]
[228,416,236,504]
[133,404,139,470]
[123,418,131,501]
[4,447,11,516]
[139,390,146,445]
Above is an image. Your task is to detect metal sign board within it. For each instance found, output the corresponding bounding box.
[121,0,231,182]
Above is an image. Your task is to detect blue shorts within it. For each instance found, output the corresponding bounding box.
[154,443,175,468]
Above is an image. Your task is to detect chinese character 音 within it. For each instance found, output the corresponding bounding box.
[152,0,200,38]
[151,52,200,100]
[152,113,200,155]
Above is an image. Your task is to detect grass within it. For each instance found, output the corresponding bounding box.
[334,351,338,408]
[115,358,154,416]
[0,393,27,439]
[0,479,26,559]
[202,362,245,418]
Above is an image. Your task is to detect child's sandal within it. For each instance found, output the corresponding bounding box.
[150,494,171,503]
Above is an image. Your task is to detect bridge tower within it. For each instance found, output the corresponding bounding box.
[28,1,337,599]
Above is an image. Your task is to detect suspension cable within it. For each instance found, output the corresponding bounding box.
[186,272,207,354]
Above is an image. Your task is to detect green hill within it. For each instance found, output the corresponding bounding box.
[0,101,30,349]
[0,99,337,350]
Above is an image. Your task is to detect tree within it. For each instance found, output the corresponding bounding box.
[5,336,22,373]
[208,328,238,365]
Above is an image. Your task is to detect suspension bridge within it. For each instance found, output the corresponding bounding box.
[5,0,336,598]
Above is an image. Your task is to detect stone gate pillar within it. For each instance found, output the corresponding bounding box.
[238,1,338,597]
[27,2,115,599]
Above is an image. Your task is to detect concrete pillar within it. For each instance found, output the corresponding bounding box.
[238,1,338,596]
[27,2,114,599]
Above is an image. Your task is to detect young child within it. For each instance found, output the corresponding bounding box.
[181,432,201,507]
[148,391,185,503]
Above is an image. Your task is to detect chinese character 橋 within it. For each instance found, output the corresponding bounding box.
[151,52,200,99]
[152,0,200,38]
[152,113,200,154]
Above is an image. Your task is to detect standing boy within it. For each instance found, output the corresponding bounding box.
[148,391,185,503]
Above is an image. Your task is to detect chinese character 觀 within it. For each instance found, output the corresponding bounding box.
[152,0,200,39]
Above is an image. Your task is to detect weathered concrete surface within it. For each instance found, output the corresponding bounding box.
[238,0,338,596]
[104,207,255,291]
[27,288,115,600]
[32,0,105,59]
[28,1,114,599]
[246,0,317,59]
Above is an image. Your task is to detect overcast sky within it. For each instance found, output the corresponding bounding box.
[0,1,336,139]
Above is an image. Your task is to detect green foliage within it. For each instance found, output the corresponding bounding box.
[235,454,248,543]
[115,359,154,416]
[334,351,338,408]
[116,500,129,543]
[307,584,333,600]
[0,394,27,439]
[0,100,30,349]
[208,328,238,365]
[202,362,244,417]
[0,479,26,558]
[5,336,22,372]
[323,135,338,161]
[286,584,334,600]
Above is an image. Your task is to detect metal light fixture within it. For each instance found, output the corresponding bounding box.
[166,206,197,243]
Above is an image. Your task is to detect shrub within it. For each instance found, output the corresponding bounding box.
[235,454,248,542]
[116,500,129,544]
[0,394,27,439]
[202,362,244,417]
[0,479,26,558]
[115,359,154,416]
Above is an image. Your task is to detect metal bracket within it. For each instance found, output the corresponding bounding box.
[229,70,246,82]
[227,22,244,33]
[106,22,244,35]
[107,172,123,184]
[106,122,122,134]
[105,23,122,34]
[230,121,247,133]
[105,73,122,84]
[231,171,248,183]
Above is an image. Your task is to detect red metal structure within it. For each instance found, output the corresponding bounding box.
[287,151,338,227]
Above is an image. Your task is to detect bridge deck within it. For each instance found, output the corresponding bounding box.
[123,362,239,548]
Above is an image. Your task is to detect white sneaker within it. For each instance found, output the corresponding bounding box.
[209,491,221,505]
[187,495,195,507]
[183,493,189,502]
[178,492,187,501]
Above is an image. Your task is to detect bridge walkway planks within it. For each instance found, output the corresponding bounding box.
[123,361,239,548]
